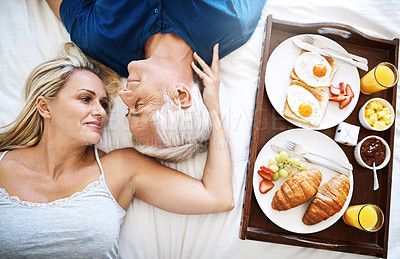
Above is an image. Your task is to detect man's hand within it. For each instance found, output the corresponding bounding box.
[191,44,220,113]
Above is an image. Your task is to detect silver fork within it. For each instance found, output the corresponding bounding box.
[284,140,353,171]
[302,35,368,65]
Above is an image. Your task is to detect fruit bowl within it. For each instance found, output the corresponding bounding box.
[358,98,395,131]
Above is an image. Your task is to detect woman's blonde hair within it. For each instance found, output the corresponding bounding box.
[0,42,121,151]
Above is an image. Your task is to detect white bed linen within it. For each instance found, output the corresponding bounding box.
[0,1,399,258]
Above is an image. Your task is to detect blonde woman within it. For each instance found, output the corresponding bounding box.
[0,42,232,258]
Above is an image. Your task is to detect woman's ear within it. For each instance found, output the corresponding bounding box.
[174,84,192,109]
[36,96,51,118]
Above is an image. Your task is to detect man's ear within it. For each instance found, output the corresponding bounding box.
[173,84,192,109]
[36,96,51,118]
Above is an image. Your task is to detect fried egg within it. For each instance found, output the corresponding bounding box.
[294,52,332,87]
[287,84,322,126]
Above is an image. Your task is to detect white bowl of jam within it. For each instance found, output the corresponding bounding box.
[354,135,391,170]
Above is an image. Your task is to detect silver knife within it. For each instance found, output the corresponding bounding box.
[270,144,351,176]
[292,38,368,71]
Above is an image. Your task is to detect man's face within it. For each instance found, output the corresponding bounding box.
[119,59,176,147]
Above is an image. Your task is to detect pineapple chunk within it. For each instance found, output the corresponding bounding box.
[373,120,387,130]
[365,116,372,126]
[369,113,378,123]
[368,101,379,110]
[383,107,391,115]
[376,101,384,111]
[377,110,386,119]
[365,108,375,117]
[383,114,393,124]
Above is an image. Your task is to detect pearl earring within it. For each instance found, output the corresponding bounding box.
[46,114,50,118]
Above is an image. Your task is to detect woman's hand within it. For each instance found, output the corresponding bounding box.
[191,44,220,113]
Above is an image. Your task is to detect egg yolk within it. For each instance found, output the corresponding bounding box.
[313,64,327,77]
[299,104,313,117]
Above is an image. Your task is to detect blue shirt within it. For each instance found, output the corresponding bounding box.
[60,0,266,77]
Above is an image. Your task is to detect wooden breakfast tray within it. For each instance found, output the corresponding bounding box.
[240,15,398,258]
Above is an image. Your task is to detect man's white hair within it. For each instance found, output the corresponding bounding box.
[132,81,212,162]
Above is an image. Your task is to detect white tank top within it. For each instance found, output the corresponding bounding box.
[0,146,126,258]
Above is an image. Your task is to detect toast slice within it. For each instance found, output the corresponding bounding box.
[283,80,329,126]
[290,50,339,88]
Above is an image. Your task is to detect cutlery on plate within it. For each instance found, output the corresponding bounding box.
[271,144,351,176]
[284,140,353,171]
[301,35,368,65]
[292,38,369,71]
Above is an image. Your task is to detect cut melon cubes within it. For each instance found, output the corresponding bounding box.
[364,100,392,129]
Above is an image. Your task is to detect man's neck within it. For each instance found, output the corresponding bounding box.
[144,32,194,86]
[144,33,193,62]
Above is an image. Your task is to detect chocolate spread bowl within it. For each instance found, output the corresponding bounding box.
[354,135,391,170]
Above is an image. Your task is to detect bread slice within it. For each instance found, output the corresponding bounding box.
[290,50,339,87]
[283,80,329,126]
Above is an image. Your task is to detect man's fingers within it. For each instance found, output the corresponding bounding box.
[193,52,213,77]
[211,43,219,75]
[191,61,207,79]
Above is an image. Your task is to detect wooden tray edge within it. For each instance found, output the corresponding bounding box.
[239,15,399,258]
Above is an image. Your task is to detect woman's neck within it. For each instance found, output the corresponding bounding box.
[30,139,92,180]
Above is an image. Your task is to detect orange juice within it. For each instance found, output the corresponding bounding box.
[376,65,395,86]
[360,62,398,94]
[342,204,384,231]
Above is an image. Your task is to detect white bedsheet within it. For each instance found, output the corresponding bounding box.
[0,1,399,258]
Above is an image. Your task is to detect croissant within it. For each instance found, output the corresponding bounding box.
[271,169,322,211]
[302,174,350,225]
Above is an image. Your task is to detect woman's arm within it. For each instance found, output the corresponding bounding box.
[107,44,233,214]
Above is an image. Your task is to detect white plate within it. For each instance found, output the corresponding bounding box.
[253,129,354,234]
[265,34,360,130]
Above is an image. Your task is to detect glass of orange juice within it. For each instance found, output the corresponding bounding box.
[342,204,384,232]
[360,62,398,94]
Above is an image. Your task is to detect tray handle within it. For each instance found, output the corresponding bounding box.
[318,27,352,39]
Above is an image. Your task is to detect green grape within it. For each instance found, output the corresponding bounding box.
[292,158,301,167]
[269,164,279,173]
[275,154,282,164]
[268,158,277,166]
[283,166,292,175]
[279,151,289,162]
[299,163,308,171]
[272,171,280,181]
[278,168,289,178]
[287,157,294,165]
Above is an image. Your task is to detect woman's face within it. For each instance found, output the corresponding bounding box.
[47,70,109,146]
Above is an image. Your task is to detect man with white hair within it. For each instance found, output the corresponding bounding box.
[46,0,266,161]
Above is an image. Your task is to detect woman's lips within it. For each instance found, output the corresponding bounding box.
[86,121,101,130]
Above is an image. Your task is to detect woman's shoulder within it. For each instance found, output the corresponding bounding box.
[100,147,159,169]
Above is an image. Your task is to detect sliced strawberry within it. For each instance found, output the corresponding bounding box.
[339,95,352,109]
[258,166,274,180]
[259,179,274,194]
[329,95,347,102]
[329,84,341,96]
[345,84,354,98]
[339,82,346,94]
